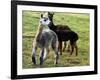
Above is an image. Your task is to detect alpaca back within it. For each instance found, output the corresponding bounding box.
[35,28,58,48]
[42,29,58,48]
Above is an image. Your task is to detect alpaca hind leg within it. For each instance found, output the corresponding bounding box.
[70,42,75,56]
[32,46,37,65]
[59,41,62,55]
[67,41,70,52]
[43,47,49,61]
[75,42,78,56]
[70,45,74,55]
[54,49,59,65]
[52,42,59,65]
[63,42,66,52]
[39,48,44,65]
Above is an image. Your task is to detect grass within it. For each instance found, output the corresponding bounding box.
[22,11,90,69]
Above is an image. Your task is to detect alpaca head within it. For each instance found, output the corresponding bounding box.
[39,13,51,26]
[40,12,56,30]
[47,12,54,21]
[41,12,54,21]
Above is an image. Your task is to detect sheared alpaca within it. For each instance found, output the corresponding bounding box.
[46,12,72,54]
[32,14,59,65]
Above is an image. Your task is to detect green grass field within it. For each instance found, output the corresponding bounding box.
[22,11,90,68]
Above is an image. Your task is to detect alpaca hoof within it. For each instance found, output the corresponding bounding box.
[54,62,58,66]
[76,54,78,56]
[40,63,43,65]
[62,49,65,52]
[32,56,36,65]
[54,64,58,67]
[60,53,62,55]
[67,49,70,52]
[40,57,43,65]
[39,65,43,68]
[70,53,73,56]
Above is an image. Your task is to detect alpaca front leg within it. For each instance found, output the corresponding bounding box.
[32,47,37,65]
[67,41,71,52]
[70,43,74,56]
[70,46,74,55]
[43,48,49,61]
[75,43,78,56]
[39,48,44,65]
[59,41,62,55]
[67,43,70,52]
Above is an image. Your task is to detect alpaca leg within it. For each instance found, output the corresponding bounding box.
[67,41,70,52]
[54,49,59,65]
[59,41,62,55]
[39,48,44,65]
[63,42,66,52]
[75,42,78,56]
[52,43,59,65]
[32,46,37,65]
[58,43,60,51]
[70,45,74,55]
[70,42,75,55]
[43,47,49,61]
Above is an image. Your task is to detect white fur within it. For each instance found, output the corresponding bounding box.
[40,18,50,25]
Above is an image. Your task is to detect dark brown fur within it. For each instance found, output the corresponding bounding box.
[47,12,78,55]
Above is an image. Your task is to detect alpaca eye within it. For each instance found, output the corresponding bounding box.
[44,19,47,22]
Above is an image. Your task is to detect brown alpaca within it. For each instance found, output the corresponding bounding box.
[47,12,72,55]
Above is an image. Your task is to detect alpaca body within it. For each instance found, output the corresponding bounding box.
[32,15,59,65]
[35,29,58,49]
[56,30,78,42]
[48,20,71,53]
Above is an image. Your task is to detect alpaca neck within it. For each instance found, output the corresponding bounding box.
[35,25,43,41]
[48,21,56,31]
[37,24,43,33]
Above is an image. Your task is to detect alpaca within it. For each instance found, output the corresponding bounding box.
[43,12,71,53]
[32,14,59,65]
[56,30,78,56]
[43,12,78,56]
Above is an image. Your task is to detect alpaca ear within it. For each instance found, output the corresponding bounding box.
[47,12,50,15]
[48,12,54,15]
[51,12,54,15]
[40,13,43,18]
